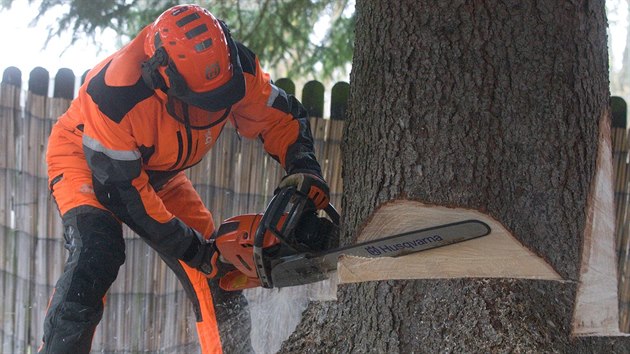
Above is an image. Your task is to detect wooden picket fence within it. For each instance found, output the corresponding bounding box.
[612,96,630,332]
[0,66,346,353]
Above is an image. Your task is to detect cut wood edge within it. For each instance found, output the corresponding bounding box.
[572,111,625,337]
[337,200,562,284]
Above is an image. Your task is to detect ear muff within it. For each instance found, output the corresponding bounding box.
[141,46,169,90]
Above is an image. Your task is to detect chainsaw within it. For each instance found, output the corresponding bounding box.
[213,186,491,291]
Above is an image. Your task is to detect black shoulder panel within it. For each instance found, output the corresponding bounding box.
[86,61,155,123]
[236,42,257,76]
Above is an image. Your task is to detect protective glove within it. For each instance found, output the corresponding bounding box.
[277,172,330,210]
[184,233,233,279]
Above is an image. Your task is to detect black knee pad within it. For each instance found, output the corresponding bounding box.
[60,206,126,307]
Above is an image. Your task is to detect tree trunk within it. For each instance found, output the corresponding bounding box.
[280,0,630,352]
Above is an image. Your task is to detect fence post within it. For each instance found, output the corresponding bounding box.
[0,67,21,224]
[53,68,75,99]
[612,96,627,129]
[302,80,324,118]
[29,68,75,351]
[0,66,23,352]
[0,67,21,173]
[611,96,630,332]
[28,67,49,97]
[25,67,54,352]
[330,81,350,121]
[274,78,295,95]
[2,66,22,88]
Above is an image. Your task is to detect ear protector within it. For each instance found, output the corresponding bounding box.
[141,45,169,90]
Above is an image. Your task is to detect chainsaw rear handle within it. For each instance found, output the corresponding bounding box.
[253,186,339,288]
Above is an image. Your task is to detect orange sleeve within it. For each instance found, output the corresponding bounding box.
[82,105,173,224]
[230,56,322,176]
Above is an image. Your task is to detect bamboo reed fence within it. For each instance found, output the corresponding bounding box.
[612,96,630,332]
[0,66,346,353]
[3,65,630,353]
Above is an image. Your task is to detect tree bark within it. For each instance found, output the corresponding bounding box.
[280,0,630,352]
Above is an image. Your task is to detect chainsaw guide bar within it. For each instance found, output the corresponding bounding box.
[269,219,491,288]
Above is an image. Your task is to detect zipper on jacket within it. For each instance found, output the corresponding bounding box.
[168,131,184,170]
[181,103,194,167]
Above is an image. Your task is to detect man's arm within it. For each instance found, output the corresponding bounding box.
[82,123,207,262]
[79,63,209,268]
[230,43,323,178]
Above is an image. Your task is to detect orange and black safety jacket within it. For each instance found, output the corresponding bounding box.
[54,26,322,261]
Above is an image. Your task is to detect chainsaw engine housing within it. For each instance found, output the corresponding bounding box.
[214,186,339,290]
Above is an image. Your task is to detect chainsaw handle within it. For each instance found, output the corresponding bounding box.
[324,204,340,226]
[253,186,299,288]
[254,187,299,247]
[253,186,340,288]
[255,186,340,249]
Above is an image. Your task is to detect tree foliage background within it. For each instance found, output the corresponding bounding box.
[3,0,630,96]
[0,0,355,80]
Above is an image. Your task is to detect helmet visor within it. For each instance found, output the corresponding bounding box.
[166,96,231,130]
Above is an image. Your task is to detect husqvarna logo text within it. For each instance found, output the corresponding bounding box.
[365,235,444,256]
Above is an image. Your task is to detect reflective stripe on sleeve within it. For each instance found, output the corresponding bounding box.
[266,83,280,107]
[83,134,141,161]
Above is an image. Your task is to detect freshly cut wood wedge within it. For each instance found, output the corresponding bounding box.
[337,200,562,283]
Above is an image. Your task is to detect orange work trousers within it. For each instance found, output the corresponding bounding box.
[40,122,251,353]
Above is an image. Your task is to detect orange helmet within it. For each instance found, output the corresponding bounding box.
[142,4,245,112]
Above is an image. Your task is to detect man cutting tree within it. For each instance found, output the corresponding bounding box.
[39,4,329,353]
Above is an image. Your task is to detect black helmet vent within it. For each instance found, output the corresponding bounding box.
[176,12,200,27]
